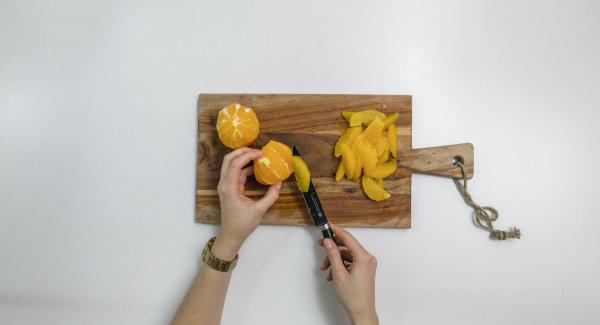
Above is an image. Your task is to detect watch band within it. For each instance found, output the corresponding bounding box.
[202,237,238,272]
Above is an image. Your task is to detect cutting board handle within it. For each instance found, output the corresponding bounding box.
[398,143,474,179]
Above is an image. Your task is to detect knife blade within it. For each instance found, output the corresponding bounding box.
[292,145,337,241]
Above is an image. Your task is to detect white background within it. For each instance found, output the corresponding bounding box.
[1,0,599,324]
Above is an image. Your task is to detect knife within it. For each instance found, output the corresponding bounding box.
[292,145,338,242]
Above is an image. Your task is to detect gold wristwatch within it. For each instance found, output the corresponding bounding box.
[202,237,238,272]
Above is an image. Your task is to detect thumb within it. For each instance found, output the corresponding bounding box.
[323,238,347,281]
[254,182,281,213]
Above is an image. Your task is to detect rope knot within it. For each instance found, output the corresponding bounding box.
[490,227,521,240]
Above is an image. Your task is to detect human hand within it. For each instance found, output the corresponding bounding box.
[212,148,281,260]
[319,224,379,325]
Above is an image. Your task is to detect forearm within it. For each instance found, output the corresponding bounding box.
[172,236,242,325]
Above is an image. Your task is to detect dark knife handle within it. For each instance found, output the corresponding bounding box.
[321,226,339,245]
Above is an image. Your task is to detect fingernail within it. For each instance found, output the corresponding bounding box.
[276,183,282,190]
[324,238,333,249]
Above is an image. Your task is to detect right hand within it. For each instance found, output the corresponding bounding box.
[319,224,379,325]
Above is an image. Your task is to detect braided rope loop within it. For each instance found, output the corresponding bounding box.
[452,160,520,240]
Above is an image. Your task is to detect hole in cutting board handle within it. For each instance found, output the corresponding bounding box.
[452,155,465,166]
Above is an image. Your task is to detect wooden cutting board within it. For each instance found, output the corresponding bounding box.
[196,94,473,228]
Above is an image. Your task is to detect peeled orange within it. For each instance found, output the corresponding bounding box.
[216,103,259,149]
[254,140,293,185]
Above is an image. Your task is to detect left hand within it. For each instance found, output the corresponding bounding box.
[213,148,282,259]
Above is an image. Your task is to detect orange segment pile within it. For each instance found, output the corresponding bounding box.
[334,109,399,201]
[216,103,260,149]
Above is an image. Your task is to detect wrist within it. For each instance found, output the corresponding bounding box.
[211,232,245,260]
[350,308,378,325]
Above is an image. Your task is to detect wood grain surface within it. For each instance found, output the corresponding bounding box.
[398,144,474,179]
[196,94,472,228]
